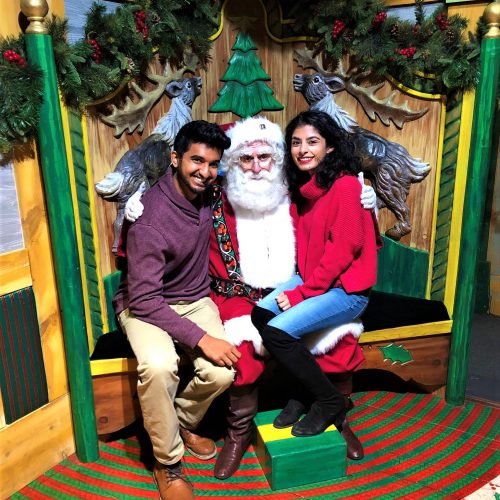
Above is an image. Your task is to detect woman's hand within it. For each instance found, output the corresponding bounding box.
[276,292,291,311]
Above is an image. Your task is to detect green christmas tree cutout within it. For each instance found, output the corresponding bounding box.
[209,31,283,118]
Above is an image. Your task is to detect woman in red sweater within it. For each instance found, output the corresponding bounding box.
[251,110,380,436]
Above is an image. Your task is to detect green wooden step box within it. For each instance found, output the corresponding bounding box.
[253,409,347,490]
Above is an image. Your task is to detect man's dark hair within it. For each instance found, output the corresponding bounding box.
[173,120,231,157]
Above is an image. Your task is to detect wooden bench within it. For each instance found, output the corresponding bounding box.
[90,273,450,436]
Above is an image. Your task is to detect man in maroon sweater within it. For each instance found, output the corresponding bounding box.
[113,121,240,500]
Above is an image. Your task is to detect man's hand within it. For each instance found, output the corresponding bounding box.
[198,334,241,368]
[358,172,377,210]
[125,188,145,222]
[276,292,291,311]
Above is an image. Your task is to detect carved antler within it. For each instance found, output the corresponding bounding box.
[99,53,200,138]
[294,49,428,129]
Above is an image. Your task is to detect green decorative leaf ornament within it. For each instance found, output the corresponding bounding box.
[380,343,413,364]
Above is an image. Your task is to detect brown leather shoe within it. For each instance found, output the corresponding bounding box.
[179,426,216,460]
[153,461,194,500]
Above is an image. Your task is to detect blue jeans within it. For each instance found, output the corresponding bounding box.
[257,274,369,339]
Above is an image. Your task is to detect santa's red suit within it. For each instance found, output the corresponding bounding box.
[208,181,365,387]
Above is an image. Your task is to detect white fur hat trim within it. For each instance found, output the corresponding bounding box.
[225,116,284,156]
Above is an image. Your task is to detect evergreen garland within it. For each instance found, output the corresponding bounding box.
[293,0,481,94]
[0,0,487,155]
[0,0,219,155]
[0,35,43,155]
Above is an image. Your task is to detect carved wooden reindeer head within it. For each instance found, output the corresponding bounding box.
[164,77,202,106]
[294,49,427,129]
[99,53,200,138]
[293,73,345,106]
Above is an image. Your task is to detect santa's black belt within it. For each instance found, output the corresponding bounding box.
[210,276,273,301]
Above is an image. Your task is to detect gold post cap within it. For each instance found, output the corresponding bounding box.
[484,1,500,39]
[20,0,49,34]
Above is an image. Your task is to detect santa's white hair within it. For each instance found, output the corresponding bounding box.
[221,116,288,212]
[220,116,285,174]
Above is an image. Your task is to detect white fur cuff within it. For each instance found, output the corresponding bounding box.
[304,321,364,355]
[223,315,268,357]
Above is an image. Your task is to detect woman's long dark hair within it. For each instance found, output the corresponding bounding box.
[284,110,361,204]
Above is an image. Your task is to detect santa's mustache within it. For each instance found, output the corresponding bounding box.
[239,170,275,183]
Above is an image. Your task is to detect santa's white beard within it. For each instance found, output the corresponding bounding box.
[224,165,288,212]
[223,164,296,289]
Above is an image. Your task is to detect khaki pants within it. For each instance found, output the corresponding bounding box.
[118,297,234,465]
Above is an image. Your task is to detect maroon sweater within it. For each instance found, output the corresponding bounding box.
[113,167,212,348]
[285,174,381,307]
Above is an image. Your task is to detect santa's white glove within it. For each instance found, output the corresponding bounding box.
[358,172,377,210]
[124,190,145,222]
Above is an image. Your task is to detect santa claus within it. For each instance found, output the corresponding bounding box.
[209,116,375,479]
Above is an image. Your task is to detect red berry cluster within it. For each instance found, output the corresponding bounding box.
[372,11,387,28]
[435,12,450,31]
[134,10,149,39]
[396,47,417,58]
[2,49,27,67]
[331,20,346,40]
[87,39,101,64]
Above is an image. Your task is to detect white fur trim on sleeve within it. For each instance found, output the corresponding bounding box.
[223,315,268,357]
[304,321,364,355]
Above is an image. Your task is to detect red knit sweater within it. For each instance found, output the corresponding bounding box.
[285,174,381,307]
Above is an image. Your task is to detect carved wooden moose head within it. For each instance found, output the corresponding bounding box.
[95,55,202,253]
[294,49,431,241]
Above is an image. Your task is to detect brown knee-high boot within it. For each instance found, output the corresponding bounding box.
[214,384,259,479]
[330,373,364,460]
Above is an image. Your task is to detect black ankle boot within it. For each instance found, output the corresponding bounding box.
[291,401,346,437]
[273,399,306,429]
[251,306,276,332]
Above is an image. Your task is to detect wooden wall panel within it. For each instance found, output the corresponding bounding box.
[89,0,445,275]
[0,250,31,295]
[361,334,450,391]
[0,395,74,499]
[14,155,69,401]
[0,287,49,424]
[0,2,74,495]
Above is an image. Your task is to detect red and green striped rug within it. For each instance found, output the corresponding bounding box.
[11,391,500,499]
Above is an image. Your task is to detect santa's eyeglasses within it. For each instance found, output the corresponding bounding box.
[239,153,273,166]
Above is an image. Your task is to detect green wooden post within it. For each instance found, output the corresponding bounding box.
[446,2,500,405]
[20,0,99,461]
